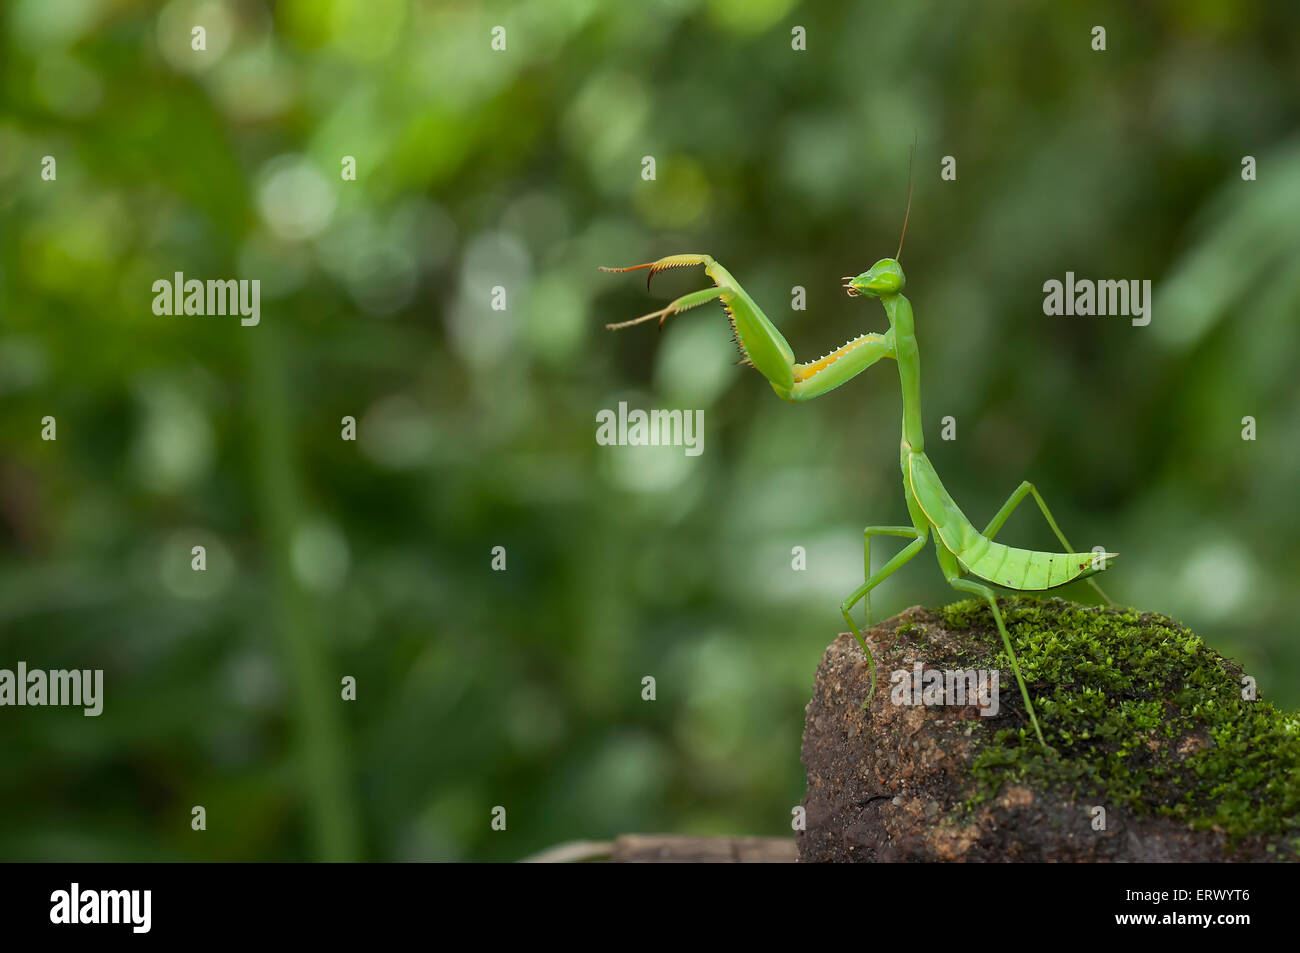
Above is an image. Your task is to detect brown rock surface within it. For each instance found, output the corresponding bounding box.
[797,603,1294,862]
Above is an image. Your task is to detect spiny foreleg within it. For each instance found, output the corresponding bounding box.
[603,286,726,330]
[600,254,896,402]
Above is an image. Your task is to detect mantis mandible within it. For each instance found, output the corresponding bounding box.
[600,208,1117,748]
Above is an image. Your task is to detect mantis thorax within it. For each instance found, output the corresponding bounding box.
[881,292,925,453]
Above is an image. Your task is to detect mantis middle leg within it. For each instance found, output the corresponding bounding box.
[937,544,1047,747]
[983,480,1115,606]
[839,525,929,703]
[859,525,926,626]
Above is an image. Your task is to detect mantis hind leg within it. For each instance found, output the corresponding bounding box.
[945,573,1047,748]
[984,480,1116,607]
[840,526,928,708]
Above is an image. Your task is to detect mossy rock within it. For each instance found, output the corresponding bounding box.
[798,597,1300,862]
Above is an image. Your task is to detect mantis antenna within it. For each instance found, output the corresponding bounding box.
[896,135,916,260]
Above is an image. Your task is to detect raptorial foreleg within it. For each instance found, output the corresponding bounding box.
[601,254,896,402]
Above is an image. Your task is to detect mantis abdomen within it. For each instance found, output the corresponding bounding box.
[907,451,1113,590]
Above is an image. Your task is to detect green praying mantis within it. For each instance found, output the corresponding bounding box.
[600,208,1117,748]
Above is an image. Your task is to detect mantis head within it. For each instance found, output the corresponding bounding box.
[843,258,905,298]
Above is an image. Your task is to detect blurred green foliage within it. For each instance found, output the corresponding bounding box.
[1,0,1298,861]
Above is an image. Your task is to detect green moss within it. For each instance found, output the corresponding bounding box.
[941,597,1300,846]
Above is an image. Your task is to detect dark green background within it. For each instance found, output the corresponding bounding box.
[1,0,1297,861]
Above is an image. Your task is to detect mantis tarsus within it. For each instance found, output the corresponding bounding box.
[600,228,1117,748]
